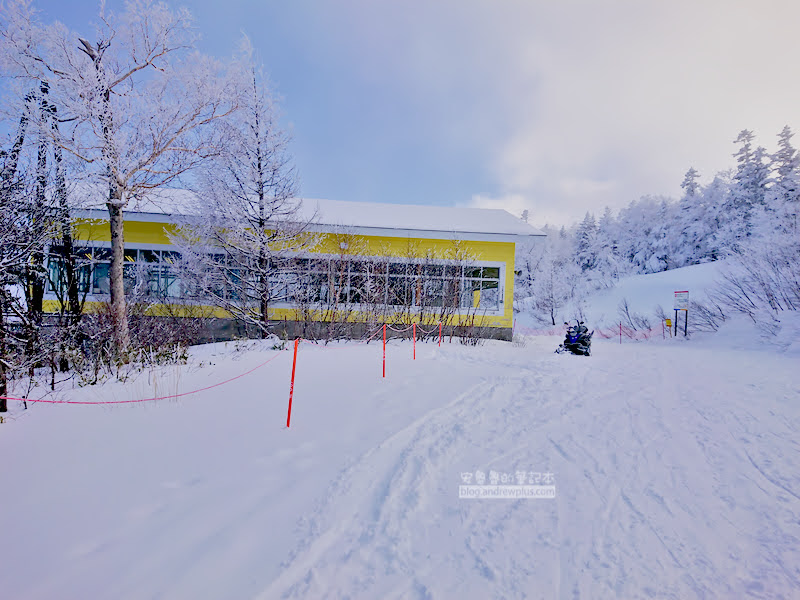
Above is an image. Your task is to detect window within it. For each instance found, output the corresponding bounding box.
[55,245,503,313]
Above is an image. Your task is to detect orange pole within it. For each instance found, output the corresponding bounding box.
[286,338,299,428]
[438,321,442,347]
[413,322,416,360]
[382,324,386,378]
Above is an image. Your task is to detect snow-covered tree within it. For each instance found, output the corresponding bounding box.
[722,130,768,247]
[172,48,314,337]
[647,199,680,272]
[678,170,725,265]
[0,152,57,410]
[0,0,245,355]
[764,126,800,235]
[591,206,624,285]
[575,212,598,272]
[680,167,700,199]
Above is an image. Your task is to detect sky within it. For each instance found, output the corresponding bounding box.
[18,0,800,226]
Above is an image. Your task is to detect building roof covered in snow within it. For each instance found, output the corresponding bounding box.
[73,187,545,242]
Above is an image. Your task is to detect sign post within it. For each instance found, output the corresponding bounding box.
[673,290,689,337]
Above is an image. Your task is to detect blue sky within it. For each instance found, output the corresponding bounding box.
[24,0,800,226]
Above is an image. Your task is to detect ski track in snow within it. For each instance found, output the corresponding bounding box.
[255,340,800,599]
[2,338,799,599]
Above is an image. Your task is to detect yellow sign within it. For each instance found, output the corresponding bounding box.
[665,318,672,328]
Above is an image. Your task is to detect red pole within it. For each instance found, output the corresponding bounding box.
[382,324,386,378]
[413,322,416,360]
[286,338,299,428]
[438,321,442,347]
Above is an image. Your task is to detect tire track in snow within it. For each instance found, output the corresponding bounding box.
[257,378,505,599]
[257,340,800,599]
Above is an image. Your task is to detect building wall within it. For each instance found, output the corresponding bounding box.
[50,217,518,332]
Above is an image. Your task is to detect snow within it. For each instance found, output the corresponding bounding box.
[72,186,545,239]
[583,261,723,327]
[298,198,546,238]
[2,266,800,599]
[515,260,728,333]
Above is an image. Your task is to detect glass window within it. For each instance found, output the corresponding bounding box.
[163,251,181,265]
[94,247,111,262]
[348,274,366,304]
[93,263,110,295]
[389,262,407,276]
[480,280,500,310]
[123,263,138,294]
[163,267,181,297]
[48,257,63,294]
[461,279,481,308]
[74,246,93,261]
[369,261,388,277]
[140,249,160,263]
[421,279,444,307]
[443,265,461,280]
[443,279,460,308]
[387,276,411,306]
[305,272,329,303]
[146,265,161,296]
[349,260,367,274]
[307,258,328,274]
[423,264,443,277]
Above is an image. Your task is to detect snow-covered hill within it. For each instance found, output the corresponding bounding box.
[516,260,725,332]
[1,270,799,598]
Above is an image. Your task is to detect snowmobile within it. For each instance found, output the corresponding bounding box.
[555,320,593,356]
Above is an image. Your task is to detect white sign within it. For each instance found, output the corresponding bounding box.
[674,290,689,310]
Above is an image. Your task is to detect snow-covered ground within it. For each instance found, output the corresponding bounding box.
[2,267,800,599]
[516,260,726,333]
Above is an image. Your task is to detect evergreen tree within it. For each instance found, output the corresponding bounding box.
[676,167,721,266]
[765,126,800,234]
[575,212,598,272]
[723,130,768,247]
[647,199,679,272]
[592,206,623,285]
[680,167,700,198]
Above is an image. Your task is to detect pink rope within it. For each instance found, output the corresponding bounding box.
[1,350,284,406]
[415,324,440,335]
[515,324,662,340]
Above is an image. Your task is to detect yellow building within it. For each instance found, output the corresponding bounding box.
[47,196,544,340]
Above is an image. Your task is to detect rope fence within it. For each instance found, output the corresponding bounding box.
[0,350,285,406]
[1,321,448,427]
[2,319,679,425]
[514,322,668,342]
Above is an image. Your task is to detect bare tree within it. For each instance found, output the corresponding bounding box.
[1,0,244,355]
[172,47,315,337]
[0,152,56,410]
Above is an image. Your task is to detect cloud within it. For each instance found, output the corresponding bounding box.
[307,0,800,226]
[474,0,800,224]
[136,0,800,228]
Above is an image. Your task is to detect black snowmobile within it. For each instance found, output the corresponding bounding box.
[555,320,593,356]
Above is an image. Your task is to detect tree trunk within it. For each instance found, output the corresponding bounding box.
[0,297,7,413]
[108,200,131,355]
[50,101,82,327]
[260,273,270,338]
